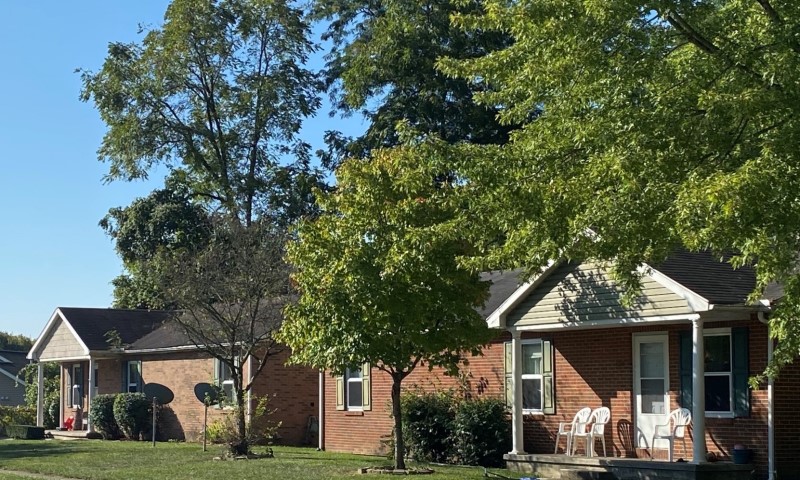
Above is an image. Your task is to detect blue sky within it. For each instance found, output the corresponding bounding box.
[0,2,362,339]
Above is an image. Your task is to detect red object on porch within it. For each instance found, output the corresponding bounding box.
[64,416,74,431]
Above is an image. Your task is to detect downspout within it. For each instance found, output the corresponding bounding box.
[318,370,324,450]
[758,310,775,480]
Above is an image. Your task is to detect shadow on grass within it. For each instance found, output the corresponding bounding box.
[0,440,93,461]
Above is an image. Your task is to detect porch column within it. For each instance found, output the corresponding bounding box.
[36,362,44,427]
[510,329,526,454]
[87,358,96,432]
[691,317,706,464]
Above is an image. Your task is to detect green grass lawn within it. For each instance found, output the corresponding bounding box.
[0,440,518,480]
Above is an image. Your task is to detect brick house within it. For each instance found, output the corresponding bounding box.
[26,308,318,444]
[320,252,799,480]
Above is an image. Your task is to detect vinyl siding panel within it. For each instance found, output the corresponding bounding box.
[38,319,85,360]
[507,261,692,327]
[0,374,26,406]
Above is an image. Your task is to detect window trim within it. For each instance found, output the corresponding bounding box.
[704,328,734,418]
[345,368,363,411]
[126,361,141,393]
[521,339,544,415]
[71,364,82,408]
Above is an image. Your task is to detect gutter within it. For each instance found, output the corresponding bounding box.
[757,309,775,480]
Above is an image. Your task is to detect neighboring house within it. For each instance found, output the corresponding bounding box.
[0,350,29,406]
[26,308,318,444]
[319,251,799,480]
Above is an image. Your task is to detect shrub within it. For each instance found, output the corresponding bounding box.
[90,394,122,439]
[451,397,511,467]
[204,396,280,455]
[401,390,455,463]
[113,393,152,440]
[6,425,45,440]
[0,406,36,436]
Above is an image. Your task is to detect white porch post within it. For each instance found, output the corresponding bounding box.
[36,362,44,427]
[87,358,96,432]
[691,317,706,464]
[510,329,526,454]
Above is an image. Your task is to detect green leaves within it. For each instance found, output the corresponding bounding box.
[281,141,493,375]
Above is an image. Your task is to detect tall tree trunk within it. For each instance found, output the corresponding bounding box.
[391,374,406,470]
[233,386,248,455]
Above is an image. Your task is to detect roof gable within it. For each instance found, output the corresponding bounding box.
[29,308,175,360]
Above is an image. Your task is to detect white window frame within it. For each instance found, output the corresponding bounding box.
[71,364,82,408]
[521,339,544,414]
[126,361,141,393]
[704,328,734,418]
[215,358,237,406]
[346,367,363,411]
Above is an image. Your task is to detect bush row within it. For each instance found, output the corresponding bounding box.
[0,405,36,437]
[89,393,153,440]
[401,390,511,467]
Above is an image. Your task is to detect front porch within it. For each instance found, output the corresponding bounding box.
[505,453,754,480]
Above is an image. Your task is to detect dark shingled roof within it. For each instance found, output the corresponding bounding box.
[654,250,757,305]
[0,350,30,378]
[478,269,525,318]
[129,321,193,350]
[58,308,175,351]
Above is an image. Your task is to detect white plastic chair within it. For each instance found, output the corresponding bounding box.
[554,407,591,455]
[571,407,610,457]
[651,407,692,462]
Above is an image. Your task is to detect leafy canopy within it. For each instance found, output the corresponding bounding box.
[281,140,493,375]
[80,0,324,225]
[437,0,800,375]
[314,0,513,168]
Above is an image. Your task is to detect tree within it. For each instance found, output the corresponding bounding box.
[100,177,213,309]
[314,0,513,169]
[156,218,289,455]
[434,0,800,375]
[0,332,33,352]
[280,140,494,469]
[80,0,325,226]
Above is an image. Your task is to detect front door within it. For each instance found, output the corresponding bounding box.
[633,334,669,449]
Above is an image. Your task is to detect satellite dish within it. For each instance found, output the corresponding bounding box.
[143,383,175,405]
[194,383,220,405]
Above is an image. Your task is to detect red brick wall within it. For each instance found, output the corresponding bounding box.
[89,349,317,445]
[323,320,779,480]
[322,334,509,455]
[775,355,800,478]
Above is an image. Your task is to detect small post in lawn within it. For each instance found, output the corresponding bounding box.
[203,401,208,452]
[152,397,158,447]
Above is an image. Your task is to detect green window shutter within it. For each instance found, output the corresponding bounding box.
[335,375,345,411]
[542,339,555,415]
[362,363,372,411]
[732,327,750,418]
[679,331,693,409]
[503,342,512,408]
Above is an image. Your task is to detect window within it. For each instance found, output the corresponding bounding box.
[679,327,749,418]
[346,368,363,410]
[335,363,371,411]
[504,338,555,414]
[522,341,543,412]
[71,364,82,408]
[705,331,732,414]
[214,359,235,404]
[126,361,141,393]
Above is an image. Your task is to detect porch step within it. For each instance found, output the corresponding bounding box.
[559,468,614,480]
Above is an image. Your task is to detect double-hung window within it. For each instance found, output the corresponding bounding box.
[704,330,732,414]
[126,361,142,393]
[346,368,363,410]
[214,359,235,404]
[335,363,371,411]
[521,341,543,412]
[504,338,555,414]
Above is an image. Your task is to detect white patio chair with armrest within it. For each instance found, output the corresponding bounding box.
[554,407,591,455]
[651,407,692,462]
[571,406,610,457]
